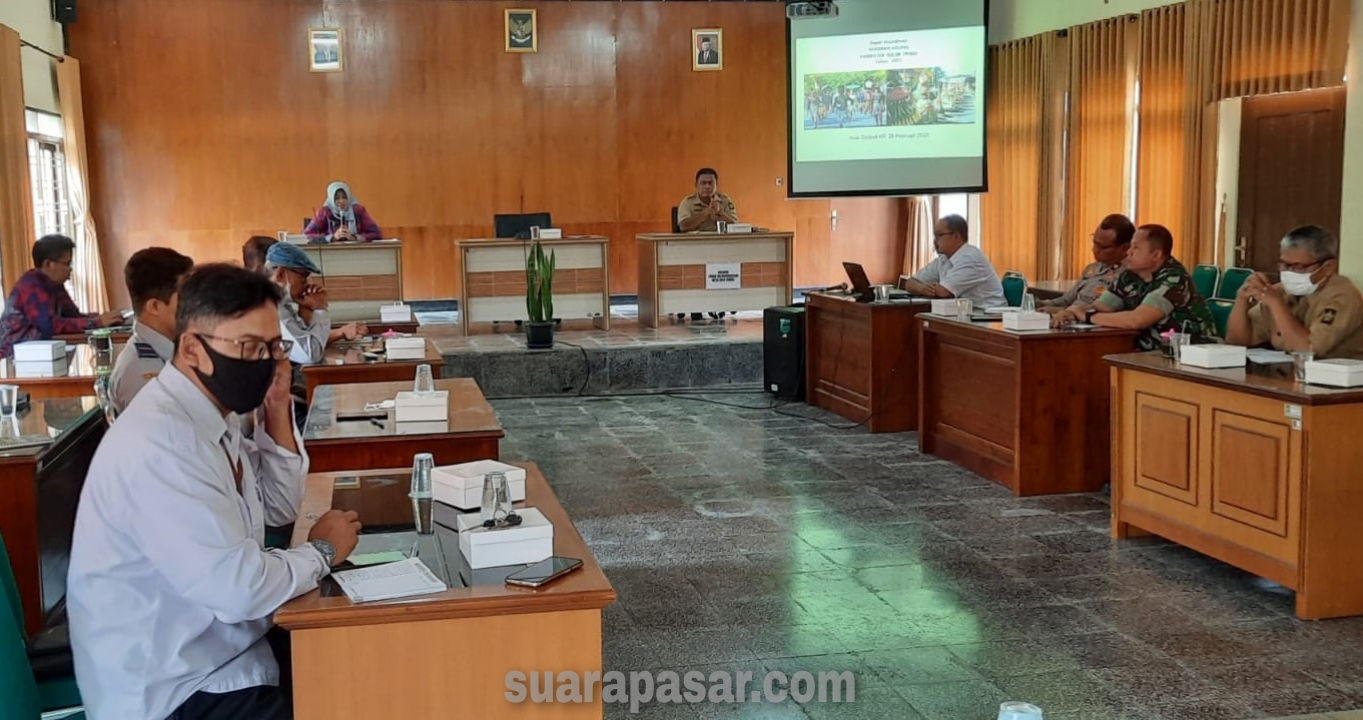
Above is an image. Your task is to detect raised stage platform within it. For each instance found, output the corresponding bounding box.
[413,304,766,398]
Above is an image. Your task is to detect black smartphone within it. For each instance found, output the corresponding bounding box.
[505,556,583,588]
[336,411,388,422]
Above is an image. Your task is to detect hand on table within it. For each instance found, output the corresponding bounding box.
[308,510,362,566]
[97,309,125,327]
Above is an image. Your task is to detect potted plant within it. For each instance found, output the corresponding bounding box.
[525,238,556,349]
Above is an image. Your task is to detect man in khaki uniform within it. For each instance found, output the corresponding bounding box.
[677,167,738,233]
[1226,225,1363,359]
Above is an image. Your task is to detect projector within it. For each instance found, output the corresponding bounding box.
[787,1,838,20]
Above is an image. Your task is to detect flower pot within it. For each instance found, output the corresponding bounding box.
[525,321,555,349]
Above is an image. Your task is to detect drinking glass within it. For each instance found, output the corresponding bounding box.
[874,285,891,302]
[0,384,18,418]
[955,298,974,321]
[481,471,513,525]
[413,364,435,395]
[1020,292,1037,312]
[409,453,434,535]
[998,701,1044,720]
[716,221,728,234]
[1292,351,1315,382]
[530,226,541,240]
[1169,333,1191,362]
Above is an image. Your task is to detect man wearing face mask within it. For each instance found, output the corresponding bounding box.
[67,264,362,720]
[1226,225,1363,359]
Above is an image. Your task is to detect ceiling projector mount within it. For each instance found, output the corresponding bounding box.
[787,1,838,20]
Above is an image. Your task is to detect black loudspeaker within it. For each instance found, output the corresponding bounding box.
[763,305,806,401]
[52,0,77,24]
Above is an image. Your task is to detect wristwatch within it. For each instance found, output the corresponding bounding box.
[1085,307,1098,321]
[310,539,336,567]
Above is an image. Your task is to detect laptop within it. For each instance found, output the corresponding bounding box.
[842,262,910,301]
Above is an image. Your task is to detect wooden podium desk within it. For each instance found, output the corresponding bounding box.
[635,231,794,328]
[458,236,610,334]
[1107,352,1363,619]
[804,292,930,433]
[918,315,1137,496]
[301,240,404,323]
[302,338,444,402]
[278,463,616,720]
[304,378,503,471]
[0,343,122,400]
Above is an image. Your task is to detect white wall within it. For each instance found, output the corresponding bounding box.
[1339,0,1363,281]
[0,0,62,113]
[989,0,1184,43]
[1214,98,1243,268]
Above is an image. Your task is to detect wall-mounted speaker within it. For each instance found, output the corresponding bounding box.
[52,0,77,25]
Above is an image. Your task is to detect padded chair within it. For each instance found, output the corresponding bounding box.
[1208,298,1234,338]
[670,206,682,234]
[1191,264,1220,301]
[0,532,83,719]
[1001,271,1028,307]
[1216,267,1253,300]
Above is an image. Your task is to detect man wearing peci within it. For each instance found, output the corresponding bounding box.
[1225,224,1363,359]
[1038,214,1134,313]
[108,247,194,414]
[1054,223,1217,349]
[697,37,719,66]
[67,264,362,719]
[0,234,123,358]
[901,214,1008,309]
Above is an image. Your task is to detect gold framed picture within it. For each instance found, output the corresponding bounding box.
[692,28,722,71]
[506,9,537,53]
[308,29,342,73]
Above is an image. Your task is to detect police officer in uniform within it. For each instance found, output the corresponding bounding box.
[109,247,194,414]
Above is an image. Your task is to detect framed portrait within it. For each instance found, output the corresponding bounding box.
[692,28,722,71]
[308,29,342,73]
[506,9,537,53]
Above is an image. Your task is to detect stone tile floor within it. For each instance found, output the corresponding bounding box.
[493,394,1363,720]
[415,309,766,354]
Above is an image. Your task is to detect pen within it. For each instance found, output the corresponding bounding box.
[370,418,385,430]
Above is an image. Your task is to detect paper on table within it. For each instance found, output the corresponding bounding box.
[1246,349,1293,364]
[333,557,447,603]
[347,551,407,567]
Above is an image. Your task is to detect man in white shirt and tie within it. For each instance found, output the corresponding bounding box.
[901,213,1008,309]
[67,264,362,720]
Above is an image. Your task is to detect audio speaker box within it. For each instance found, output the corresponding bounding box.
[763,305,806,401]
[52,0,77,24]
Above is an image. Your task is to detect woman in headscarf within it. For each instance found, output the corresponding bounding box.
[304,181,382,242]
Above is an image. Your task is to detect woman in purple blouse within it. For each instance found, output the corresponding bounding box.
[304,181,382,242]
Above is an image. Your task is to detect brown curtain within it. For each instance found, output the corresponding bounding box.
[1136,5,1188,258]
[900,196,934,277]
[57,57,108,312]
[0,25,35,292]
[1062,17,1136,278]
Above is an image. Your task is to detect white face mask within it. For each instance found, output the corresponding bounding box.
[1280,270,1320,297]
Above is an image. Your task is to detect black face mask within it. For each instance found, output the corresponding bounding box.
[192,339,276,414]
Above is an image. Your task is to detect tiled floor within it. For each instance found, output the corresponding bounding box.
[494,394,1363,720]
[415,309,766,355]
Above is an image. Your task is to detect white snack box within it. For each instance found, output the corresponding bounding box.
[930,299,959,316]
[1002,311,1050,331]
[433,460,527,510]
[1304,358,1363,388]
[380,303,413,323]
[456,507,553,569]
[385,336,426,361]
[13,340,66,362]
[13,359,68,378]
[1179,344,1247,369]
[394,390,447,423]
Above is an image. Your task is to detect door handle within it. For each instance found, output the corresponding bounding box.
[1235,236,1247,265]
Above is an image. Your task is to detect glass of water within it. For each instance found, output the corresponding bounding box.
[1020,292,1037,312]
[413,364,435,395]
[481,471,513,525]
[0,384,18,418]
[409,453,434,535]
[1169,333,1191,362]
[955,298,974,321]
[1292,351,1315,382]
[998,701,1044,720]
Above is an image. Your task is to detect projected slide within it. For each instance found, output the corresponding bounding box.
[793,27,984,164]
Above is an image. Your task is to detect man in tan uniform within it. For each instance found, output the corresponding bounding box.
[677,167,738,233]
[1226,225,1363,359]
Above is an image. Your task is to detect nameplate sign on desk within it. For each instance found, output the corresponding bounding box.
[706,263,742,290]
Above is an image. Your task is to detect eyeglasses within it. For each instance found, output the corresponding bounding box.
[1279,259,1330,273]
[194,333,294,361]
[933,231,957,239]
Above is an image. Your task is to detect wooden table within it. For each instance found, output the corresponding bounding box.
[635,231,794,328]
[0,397,101,634]
[0,344,119,400]
[304,378,503,472]
[458,236,610,334]
[277,463,616,720]
[918,315,1138,495]
[302,240,404,323]
[1107,352,1363,619]
[302,338,444,402]
[805,292,930,433]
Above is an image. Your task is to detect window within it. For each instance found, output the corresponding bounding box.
[936,194,969,221]
[26,109,72,239]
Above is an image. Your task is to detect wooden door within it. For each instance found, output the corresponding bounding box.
[1235,87,1345,272]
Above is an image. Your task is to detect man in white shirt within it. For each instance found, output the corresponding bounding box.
[68,264,361,720]
[264,242,365,366]
[109,247,193,413]
[902,214,1008,309]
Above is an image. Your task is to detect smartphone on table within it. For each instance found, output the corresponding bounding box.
[505,556,583,588]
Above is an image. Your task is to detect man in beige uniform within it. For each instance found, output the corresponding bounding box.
[1039,213,1134,313]
[677,167,738,233]
[1226,225,1363,359]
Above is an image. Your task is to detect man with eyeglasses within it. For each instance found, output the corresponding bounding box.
[262,242,363,365]
[901,213,1007,309]
[1038,214,1134,313]
[67,264,362,720]
[0,234,124,358]
[1226,225,1363,359]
